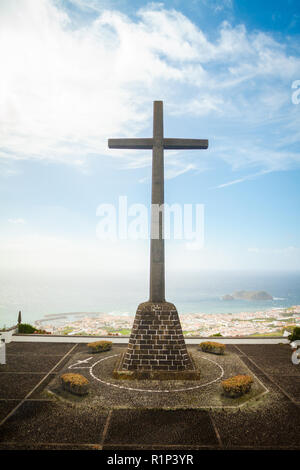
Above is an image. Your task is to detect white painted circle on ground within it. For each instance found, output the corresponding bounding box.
[89,353,224,393]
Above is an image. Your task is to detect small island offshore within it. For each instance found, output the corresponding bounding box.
[222,290,273,301]
[34,304,300,338]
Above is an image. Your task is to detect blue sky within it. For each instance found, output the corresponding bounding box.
[1,0,300,278]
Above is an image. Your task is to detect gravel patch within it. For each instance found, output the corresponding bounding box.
[0,400,108,444]
[103,409,218,447]
[212,401,300,448]
[46,347,266,410]
[0,373,46,399]
[6,342,76,356]
[0,355,66,373]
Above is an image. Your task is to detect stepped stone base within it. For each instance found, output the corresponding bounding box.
[113,301,201,380]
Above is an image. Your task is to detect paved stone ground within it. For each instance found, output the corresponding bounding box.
[0,342,299,450]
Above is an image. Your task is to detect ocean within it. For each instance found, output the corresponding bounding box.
[0,269,300,328]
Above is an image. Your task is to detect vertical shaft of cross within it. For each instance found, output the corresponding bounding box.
[108,100,208,303]
[109,100,209,378]
[149,101,165,302]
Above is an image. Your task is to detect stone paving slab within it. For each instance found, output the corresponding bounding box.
[0,373,46,399]
[0,401,20,422]
[243,356,300,376]
[103,409,219,447]
[236,344,291,357]
[6,342,76,356]
[237,355,270,377]
[0,355,67,373]
[269,376,300,401]
[0,341,299,450]
[0,401,108,445]
[212,402,300,449]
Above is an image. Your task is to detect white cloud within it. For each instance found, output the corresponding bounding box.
[165,162,196,179]
[8,218,25,224]
[1,231,299,274]
[202,0,233,13]
[0,233,148,273]
[248,246,299,255]
[0,0,300,179]
[185,241,204,250]
[214,169,272,188]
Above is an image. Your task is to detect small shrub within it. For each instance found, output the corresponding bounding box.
[199,341,225,355]
[87,340,112,353]
[288,327,300,342]
[18,323,37,334]
[60,373,89,396]
[222,374,253,398]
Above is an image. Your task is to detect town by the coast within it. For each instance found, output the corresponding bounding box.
[35,305,300,337]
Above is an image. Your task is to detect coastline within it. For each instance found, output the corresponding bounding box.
[33,304,300,338]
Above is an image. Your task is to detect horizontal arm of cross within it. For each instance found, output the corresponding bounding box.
[108,138,208,150]
[163,138,208,149]
[108,138,153,149]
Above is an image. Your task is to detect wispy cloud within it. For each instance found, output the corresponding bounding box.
[193,0,233,14]
[214,169,272,189]
[248,246,299,255]
[0,233,148,273]
[0,0,300,180]
[165,163,196,180]
[8,218,25,224]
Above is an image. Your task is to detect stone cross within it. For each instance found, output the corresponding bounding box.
[108,101,208,302]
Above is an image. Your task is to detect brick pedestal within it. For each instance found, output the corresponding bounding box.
[113,302,200,380]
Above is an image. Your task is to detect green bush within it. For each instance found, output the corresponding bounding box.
[87,340,112,353]
[18,323,37,334]
[288,327,300,342]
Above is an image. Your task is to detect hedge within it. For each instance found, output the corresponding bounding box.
[199,341,225,355]
[60,373,89,396]
[87,340,112,353]
[222,374,253,398]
